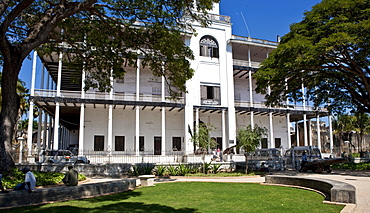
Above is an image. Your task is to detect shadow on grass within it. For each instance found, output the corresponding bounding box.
[3,190,197,213]
[4,202,197,213]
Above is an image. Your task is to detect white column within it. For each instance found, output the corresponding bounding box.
[52,49,63,150]
[161,107,166,155]
[27,51,38,157]
[135,59,140,156]
[37,108,42,152]
[48,116,53,149]
[287,113,291,149]
[308,119,312,146]
[267,85,274,148]
[329,115,333,154]
[317,115,321,150]
[269,112,274,148]
[108,105,113,155]
[249,71,254,128]
[79,104,85,155]
[43,113,48,149]
[161,75,166,155]
[79,59,86,155]
[27,102,34,156]
[221,109,226,151]
[296,121,300,146]
[303,114,308,146]
[53,103,60,150]
[302,84,308,146]
[195,108,199,150]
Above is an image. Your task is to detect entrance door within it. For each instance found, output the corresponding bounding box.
[154,137,161,155]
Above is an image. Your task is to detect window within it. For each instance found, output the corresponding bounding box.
[94,135,104,151]
[115,136,125,151]
[134,136,145,151]
[201,85,220,105]
[116,78,124,83]
[261,138,268,149]
[152,87,161,96]
[216,137,222,150]
[199,36,219,58]
[275,138,281,148]
[172,137,181,151]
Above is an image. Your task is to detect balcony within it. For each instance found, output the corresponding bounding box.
[234,100,328,112]
[233,59,261,68]
[33,89,185,104]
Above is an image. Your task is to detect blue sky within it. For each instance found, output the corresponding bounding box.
[19,0,321,87]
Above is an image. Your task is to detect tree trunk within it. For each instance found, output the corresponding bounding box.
[245,156,248,174]
[0,59,22,174]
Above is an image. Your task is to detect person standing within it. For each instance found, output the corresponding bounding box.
[300,152,308,172]
[63,166,79,186]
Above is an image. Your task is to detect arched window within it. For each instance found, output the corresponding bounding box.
[199,36,219,58]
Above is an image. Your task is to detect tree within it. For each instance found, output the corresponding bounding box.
[254,0,370,114]
[191,123,217,174]
[332,114,356,152]
[191,123,217,154]
[352,113,370,152]
[236,124,267,174]
[0,0,219,173]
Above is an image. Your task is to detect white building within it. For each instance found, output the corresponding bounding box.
[27,3,332,163]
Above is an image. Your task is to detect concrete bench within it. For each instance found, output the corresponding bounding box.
[265,175,356,204]
[0,179,136,208]
[138,175,155,186]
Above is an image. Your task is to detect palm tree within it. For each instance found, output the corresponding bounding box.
[332,114,356,153]
[353,113,370,153]
[236,124,267,174]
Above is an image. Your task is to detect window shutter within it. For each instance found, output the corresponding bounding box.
[201,85,207,100]
[214,86,221,103]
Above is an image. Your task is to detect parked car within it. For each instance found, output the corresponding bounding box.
[40,149,90,164]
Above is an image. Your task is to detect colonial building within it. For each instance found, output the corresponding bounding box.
[26,3,331,163]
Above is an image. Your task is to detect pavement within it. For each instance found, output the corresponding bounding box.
[151,170,370,213]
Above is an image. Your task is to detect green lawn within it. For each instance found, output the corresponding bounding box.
[3,182,344,213]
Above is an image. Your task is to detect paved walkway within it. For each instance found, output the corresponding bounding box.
[152,170,370,213]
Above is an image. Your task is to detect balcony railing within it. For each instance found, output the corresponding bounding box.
[231,35,278,46]
[208,14,231,23]
[33,89,185,104]
[233,59,261,68]
[234,100,327,112]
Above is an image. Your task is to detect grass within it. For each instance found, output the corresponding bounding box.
[2,182,343,213]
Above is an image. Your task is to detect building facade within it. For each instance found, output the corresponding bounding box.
[26,4,331,163]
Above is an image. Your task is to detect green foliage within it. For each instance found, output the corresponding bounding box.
[350,153,360,158]
[131,163,155,176]
[177,164,191,176]
[236,124,267,153]
[211,164,222,174]
[2,168,86,189]
[154,165,167,176]
[191,123,217,152]
[201,161,213,174]
[332,162,370,170]
[166,165,179,176]
[254,0,370,113]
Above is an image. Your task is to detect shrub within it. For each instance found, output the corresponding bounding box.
[332,162,370,170]
[178,164,191,176]
[131,163,155,176]
[155,165,167,176]
[211,164,222,174]
[167,165,179,176]
[2,168,87,189]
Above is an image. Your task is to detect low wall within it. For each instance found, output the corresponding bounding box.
[15,162,237,177]
[265,175,356,204]
[0,179,136,208]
